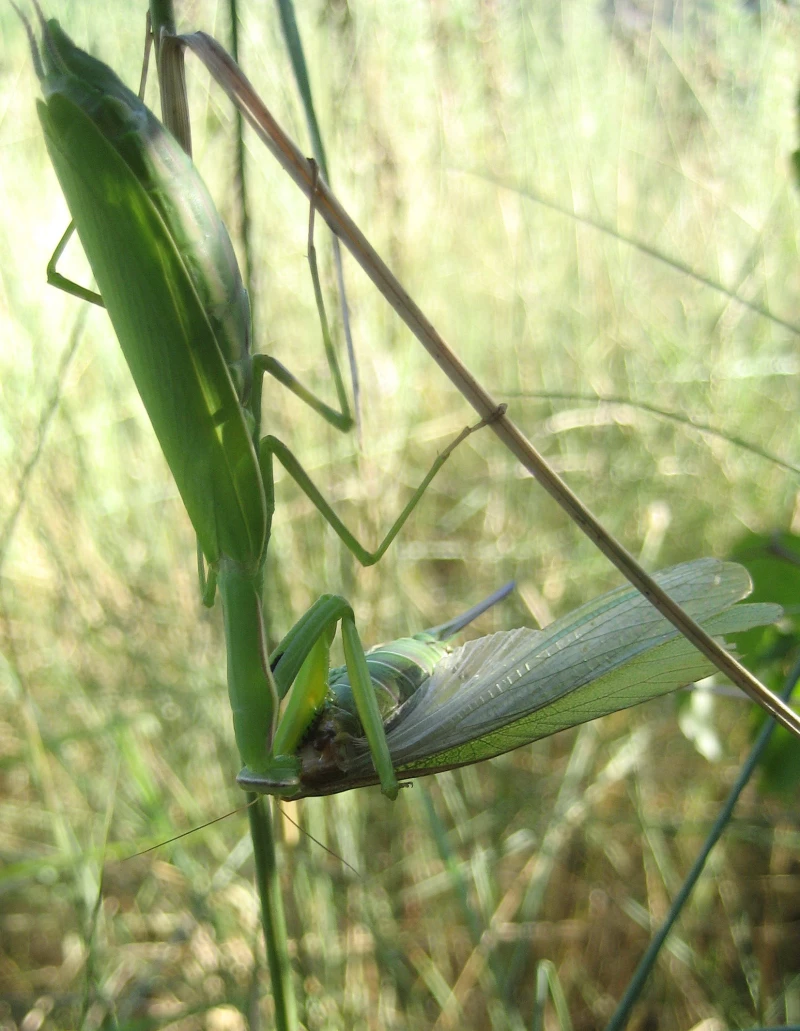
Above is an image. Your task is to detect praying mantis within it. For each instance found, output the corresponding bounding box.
[14,10,798,1030]
[22,8,490,804]
[21,9,783,810]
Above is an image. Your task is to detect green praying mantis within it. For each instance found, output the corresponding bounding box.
[21,11,782,810]
[21,7,489,803]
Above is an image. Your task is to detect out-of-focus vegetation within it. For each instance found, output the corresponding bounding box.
[1,1,798,1028]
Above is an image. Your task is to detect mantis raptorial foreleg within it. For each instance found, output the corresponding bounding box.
[260,594,399,798]
[238,406,497,800]
[232,407,500,799]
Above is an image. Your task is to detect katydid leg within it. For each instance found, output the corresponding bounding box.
[340,613,398,798]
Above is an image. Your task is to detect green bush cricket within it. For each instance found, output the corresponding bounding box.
[257,558,780,797]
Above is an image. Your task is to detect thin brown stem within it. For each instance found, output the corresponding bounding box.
[175,32,800,740]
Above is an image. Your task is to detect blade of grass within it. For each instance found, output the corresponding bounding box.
[228,0,256,339]
[507,390,800,477]
[465,170,800,339]
[0,306,87,577]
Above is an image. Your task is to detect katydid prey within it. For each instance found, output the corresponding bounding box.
[246,558,780,798]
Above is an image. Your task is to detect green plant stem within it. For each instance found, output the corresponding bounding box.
[228,0,255,332]
[147,0,176,35]
[248,794,298,1031]
[218,559,297,1027]
[604,655,800,1031]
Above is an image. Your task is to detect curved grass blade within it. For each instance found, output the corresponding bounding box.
[508,389,800,477]
[467,169,800,338]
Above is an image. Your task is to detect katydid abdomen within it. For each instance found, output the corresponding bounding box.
[314,581,517,746]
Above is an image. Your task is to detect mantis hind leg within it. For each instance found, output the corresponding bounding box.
[252,165,506,569]
[248,167,353,438]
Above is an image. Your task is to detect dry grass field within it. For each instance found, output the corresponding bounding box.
[1,1,799,1028]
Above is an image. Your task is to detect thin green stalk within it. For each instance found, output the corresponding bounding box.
[531,960,573,1031]
[468,169,800,339]
[147,0,176,35]
[248,794,298,1031]
[0,306,86,576]
[228,0,255,339]
[604,655,800,1031]
[507,390,800,477]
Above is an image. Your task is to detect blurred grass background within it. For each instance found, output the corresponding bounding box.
[1,0,799,1028]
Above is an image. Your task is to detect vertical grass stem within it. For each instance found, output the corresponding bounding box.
[248,794,299,1031]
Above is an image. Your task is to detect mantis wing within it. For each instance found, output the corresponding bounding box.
[34,22,265,570]
[340,559,780,779]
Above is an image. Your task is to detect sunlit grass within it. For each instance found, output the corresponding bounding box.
[1,1,799,1028]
